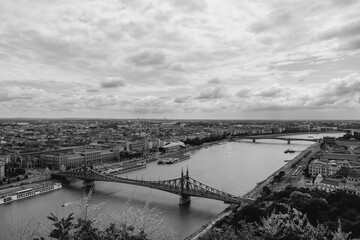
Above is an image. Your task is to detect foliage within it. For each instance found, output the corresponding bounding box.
[48,213,74,240]
[201,187,360,240]
[183,134,229,146]
[47,213,149,240]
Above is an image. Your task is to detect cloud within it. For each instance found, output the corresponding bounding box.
[1,0,360,118]
[208,77,221,84]
[100,77,126,88]
[128,50,165,66]
[255,85,283,98]
[324,73,360,96]
[169,62,186,72]
[86,89,99,93]
[196,86,228,100]
[236,88,251,98]
[321,18,360,40]
[174,95,191,103]
[0,86,44,102]
[248,7,293,34]
[235,73,360,112]
[171,0,207,12]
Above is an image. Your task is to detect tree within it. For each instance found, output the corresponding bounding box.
[261,186,271,196]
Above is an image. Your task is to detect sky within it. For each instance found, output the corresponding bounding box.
[1,0,360,120]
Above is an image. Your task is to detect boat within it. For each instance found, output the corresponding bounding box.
[158,157,177,164]
[308,136,314,138]
[61,203,66,207]
[105,162,147,174]
[284,149,296,153]
[158,154,191,165]
[0,182,62,205]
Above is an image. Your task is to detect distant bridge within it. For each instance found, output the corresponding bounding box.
[239,136,320,144]
[52,165,249,205]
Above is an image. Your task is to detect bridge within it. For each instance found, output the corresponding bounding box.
[52,165,249,205]
[239,136,320,144]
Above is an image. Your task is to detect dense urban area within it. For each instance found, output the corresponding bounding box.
[1,119,360,239]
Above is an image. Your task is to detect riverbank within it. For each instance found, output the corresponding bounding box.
[186,141,319,239]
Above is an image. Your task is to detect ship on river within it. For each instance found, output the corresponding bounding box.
[0,182,62,205]
[158,153,190,164]
[284,148,296,153]
[104,161,147,175]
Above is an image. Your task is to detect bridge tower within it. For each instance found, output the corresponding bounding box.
[179,168,191,205]
[287,139,291,144]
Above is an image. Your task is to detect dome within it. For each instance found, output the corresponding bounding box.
[348,169,360,179]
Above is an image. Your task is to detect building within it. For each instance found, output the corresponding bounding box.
[100,150,115,163]
[0,155,11,164]
[160,141,185,153]
[41,153,69,170]
[321,153,358,162]
[0,161,5,179]
[347,169,360,184]
[41,150,108,170]
[308,159,342,177]
[316,178,341,193]
[128,141,144,152]
[65,154,85,169]
[79,150,101,165]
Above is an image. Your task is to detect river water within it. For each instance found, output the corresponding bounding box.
[0,133,345,240]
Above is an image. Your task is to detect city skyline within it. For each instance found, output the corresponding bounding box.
[1,0,360,119]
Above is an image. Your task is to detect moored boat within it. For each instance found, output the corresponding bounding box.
[158,153,190,165]
[105,161,147,174]
[0,182,62,205]
[284,149,296,153]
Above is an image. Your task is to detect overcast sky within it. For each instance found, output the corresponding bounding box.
[1,0,360,119]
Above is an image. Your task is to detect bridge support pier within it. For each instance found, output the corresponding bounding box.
[287,139,291,144]
[252,139,256,143]
[83,180,95,190]
[179,194,191,205]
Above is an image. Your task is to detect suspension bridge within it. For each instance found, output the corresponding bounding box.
[52,165,250,205]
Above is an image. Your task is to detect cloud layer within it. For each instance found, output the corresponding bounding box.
[1,0,360,119]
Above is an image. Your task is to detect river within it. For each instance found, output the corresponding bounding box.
[0,132,345,240]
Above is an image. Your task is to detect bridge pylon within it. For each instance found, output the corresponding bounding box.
[287,139,291,144]
[83,179,95,190]
[179,168,191,205]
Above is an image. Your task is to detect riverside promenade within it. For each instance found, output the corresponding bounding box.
[186,142,320,240]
